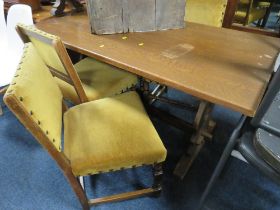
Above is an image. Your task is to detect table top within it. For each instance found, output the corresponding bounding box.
[36,13,280,117]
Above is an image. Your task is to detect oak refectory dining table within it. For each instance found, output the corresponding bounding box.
[36,12,280,179]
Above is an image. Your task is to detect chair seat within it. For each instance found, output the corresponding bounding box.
[234,7,267,24]
[254,128,280,174]
[63,91,167,176]
[257,2,271,8]
[56,57,138,104]
[238,131,280,184]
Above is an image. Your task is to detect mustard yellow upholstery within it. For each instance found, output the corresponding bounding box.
[234,7,267,24]
[234,0,271,25]
[185,0,228,27]
[55,58,138,104]
[257,1,271,8]
[64,91,167,176]
[17,24,138,104]
[17,24,67,75]
[239,0,270,7]
[5,43,63,151]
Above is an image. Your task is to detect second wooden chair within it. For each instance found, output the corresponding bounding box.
[16,24,138,104]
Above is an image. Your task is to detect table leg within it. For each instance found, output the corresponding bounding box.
[173,101,214,179]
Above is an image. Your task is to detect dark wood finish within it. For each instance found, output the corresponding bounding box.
[0,86,8,95]
[89,188,157,205]
[5,82,165,210]
[231,24,280,38]
[4,94,90,210]
[174,101,214,179]
[148,106,194,131]
[53,39,88,103]
[223,0,239,28]
[36,13,280,117]
[48,66,74,85]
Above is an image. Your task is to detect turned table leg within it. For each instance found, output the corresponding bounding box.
[173,101,214,179]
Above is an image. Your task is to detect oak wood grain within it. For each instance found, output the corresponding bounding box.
[36,13,280,117]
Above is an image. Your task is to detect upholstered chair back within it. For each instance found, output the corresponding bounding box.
[4,43,63,151]
[16,24,88,103]
[185,0,228,27]
[17,24,68,75]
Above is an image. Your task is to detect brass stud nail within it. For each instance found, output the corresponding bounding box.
[38,120,41,125]
[46,130,49,135]
[138,43,144,46]
[14,75,19,77]
[99,44,105,48]
[30,111,33,115]
[53,139,55,142]
[122,36,128,40]
[19,97,23,101]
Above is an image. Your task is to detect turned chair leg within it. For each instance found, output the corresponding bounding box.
[152,163,163,197]
[0,86,8,116]
[0,105,3,116]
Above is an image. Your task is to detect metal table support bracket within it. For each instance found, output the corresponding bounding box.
[174,101,215,179]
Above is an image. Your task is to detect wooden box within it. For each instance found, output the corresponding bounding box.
[86,0,186,35]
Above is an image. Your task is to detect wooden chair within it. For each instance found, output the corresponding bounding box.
[234,0,272,26]
[185,0,228,27]
[198,60,280,209]
[4,42,167,210]
[16,24,138,104]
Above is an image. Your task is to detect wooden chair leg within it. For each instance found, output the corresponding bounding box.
[64,170,90,210]
[152,163,163,197]
[0,86,8,95]
[88,163,164,206]
[0,86,8,116]
[0,105,3,116]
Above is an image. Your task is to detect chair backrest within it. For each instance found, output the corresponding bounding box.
[185,0,228,27]
[4,43,63,152]
[16,24,88,103]
[251,55,280,136]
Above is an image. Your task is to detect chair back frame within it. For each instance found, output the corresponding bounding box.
[4,92,89,209]
[16,25,88,104]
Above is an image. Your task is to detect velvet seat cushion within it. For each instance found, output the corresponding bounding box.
[63,91,167,176]
[234,7,267,24]
[56,57,138,104]
[185,0,227,27]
